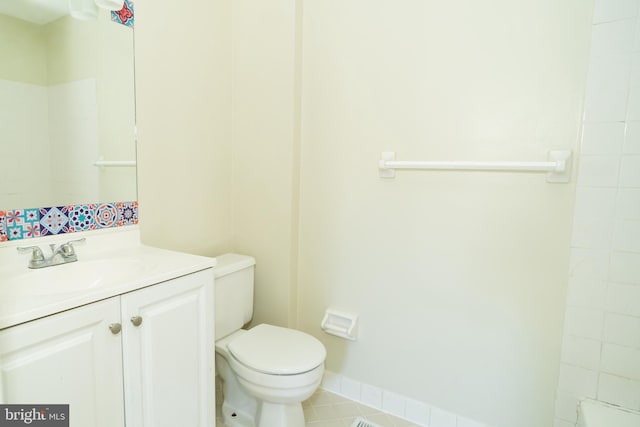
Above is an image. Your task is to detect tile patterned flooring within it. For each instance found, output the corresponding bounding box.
[216,382,420,427]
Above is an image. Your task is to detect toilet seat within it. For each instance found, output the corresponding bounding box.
[228,324,326,375]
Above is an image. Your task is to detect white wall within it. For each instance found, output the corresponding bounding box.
[296,2,592,427]
[554,1,640,426]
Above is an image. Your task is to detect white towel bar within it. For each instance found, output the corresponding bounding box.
[93,160,137,167]
[378,150,572,183]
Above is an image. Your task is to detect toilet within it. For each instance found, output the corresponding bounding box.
[214,253,326,427]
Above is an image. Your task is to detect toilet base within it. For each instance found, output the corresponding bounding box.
[256,401,304,427]
[220,385,305,427]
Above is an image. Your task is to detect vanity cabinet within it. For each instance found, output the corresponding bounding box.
[0,269,214,427]
[0,297,125,427]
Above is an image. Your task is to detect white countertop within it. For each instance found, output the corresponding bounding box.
[0,227,216,330]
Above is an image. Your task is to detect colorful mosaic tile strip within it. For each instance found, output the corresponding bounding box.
[6,208,40,240]
[0,211,7,242]
[111,0,134,28]
[0,201,138,242]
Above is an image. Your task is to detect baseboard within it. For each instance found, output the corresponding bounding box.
[320,370,489,427]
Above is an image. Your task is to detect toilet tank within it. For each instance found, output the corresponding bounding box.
[214,253,255,340]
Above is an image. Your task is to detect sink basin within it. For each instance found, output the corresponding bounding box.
[0,258,150,297]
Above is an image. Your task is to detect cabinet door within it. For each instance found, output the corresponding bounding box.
[0,298,125,427]
[121,269,214,427]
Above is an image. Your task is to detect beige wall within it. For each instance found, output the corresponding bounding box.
[231,0,301,328]
[296,2,592,427]
[0,14,47,85]
[137,1,594,426]
[135,0,233,255]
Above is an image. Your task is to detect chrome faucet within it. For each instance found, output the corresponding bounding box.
[17,238,86,269]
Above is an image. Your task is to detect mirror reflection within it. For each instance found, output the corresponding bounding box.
[0,0,136,210]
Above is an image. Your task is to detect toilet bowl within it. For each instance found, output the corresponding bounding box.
[215,325,325,427]
[214,254,327,427]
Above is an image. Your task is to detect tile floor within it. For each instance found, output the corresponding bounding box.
[216,380,420,427]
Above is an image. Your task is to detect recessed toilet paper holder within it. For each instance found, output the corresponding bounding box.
[321,309,358,341]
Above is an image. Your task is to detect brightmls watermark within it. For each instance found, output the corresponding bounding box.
[0,405,68,426]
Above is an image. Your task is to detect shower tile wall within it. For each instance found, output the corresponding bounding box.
[554,1,640,426]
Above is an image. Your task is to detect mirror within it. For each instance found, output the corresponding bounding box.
[0,0,136,211]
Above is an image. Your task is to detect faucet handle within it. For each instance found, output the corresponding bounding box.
[66,237,87,245]
[17,245,45,261]
[59,238,86,257]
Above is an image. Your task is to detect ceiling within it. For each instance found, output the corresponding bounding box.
[0,0,69,25]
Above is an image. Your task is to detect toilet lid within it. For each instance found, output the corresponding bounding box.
[228,324,326,375]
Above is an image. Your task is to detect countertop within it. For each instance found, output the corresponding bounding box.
[0,227,216,330]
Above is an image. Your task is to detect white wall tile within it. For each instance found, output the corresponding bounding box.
[604,313,640,348]
[326,373,493,427]
[360,383,383,409]
[563,307,605,339]
[593,0,640,24]
[601,343,640,380]
[557,364,599,397]
[584,54,631,122]
[553,419,577,427]
[571,216,614,249]
[631,54,640,89]
[606,283,640,317]
[566,276,608,308]
[382,391,406,418]
[582,122,625,155]
[554,391,581,422]
[561,335,602,370]
[624,121,640,153]
[628,87,640,121]
[569,248,610,280]
[405,398,429,425]
[619,155,640,187]
[321,370,341,393]
[456,416,486,427]
[590,19,637,57]
[558,0,640,416]
[610,251,640,284]
[430,407,457,427]
[616,188,640,220]
[574,187,618,220]
[340,376,362,401]
[576,156,621,187]
[598,373,640,409]
[612,220,640,252]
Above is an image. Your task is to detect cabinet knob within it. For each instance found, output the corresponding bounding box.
[130,316,143,327]
[109,323,122,334]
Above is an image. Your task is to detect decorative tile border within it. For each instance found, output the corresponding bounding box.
[0,211,7,242]
[6,208,40,240]
[111,0,134,28]
[0,201,138,242]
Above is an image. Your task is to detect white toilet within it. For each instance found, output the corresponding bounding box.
[214,253,326,427]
